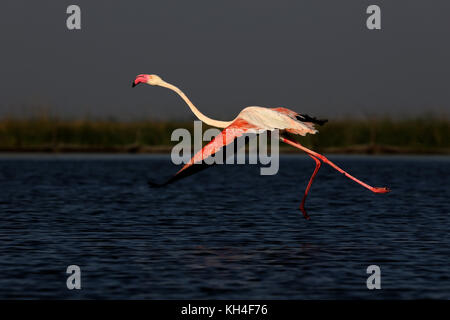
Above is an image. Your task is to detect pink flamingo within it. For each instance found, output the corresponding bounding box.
[133,74,390,219]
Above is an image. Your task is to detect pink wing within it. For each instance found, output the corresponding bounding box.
[148,118,259,187]
[272,107,326,134]
[272,107,299,119]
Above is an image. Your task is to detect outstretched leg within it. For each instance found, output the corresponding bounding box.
[300,154,321,220]
[281,137,390,193]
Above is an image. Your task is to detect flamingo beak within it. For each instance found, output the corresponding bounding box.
[132,78,142,88]
[132,75,149,88]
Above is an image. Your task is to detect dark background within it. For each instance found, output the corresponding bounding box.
[0,2,449,300]
[1,0,449,120]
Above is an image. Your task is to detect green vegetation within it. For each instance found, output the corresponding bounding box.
[294,116,450,154]
[0,116,448,154]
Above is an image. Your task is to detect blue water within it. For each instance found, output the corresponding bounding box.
[0,154,448,299]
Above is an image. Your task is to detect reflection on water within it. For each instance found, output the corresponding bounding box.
[0,154,449,299]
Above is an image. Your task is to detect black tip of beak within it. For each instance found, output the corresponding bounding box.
[132,81,136,88]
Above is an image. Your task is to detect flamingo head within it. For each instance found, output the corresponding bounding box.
[132,74,163,87]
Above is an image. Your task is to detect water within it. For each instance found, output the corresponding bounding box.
[0,154,448,299]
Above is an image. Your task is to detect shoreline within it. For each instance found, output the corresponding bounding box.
[0,145,448,155]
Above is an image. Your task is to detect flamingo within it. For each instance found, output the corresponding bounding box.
[132,74,390,219]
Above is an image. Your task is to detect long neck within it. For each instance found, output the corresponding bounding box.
[158,80,233,128]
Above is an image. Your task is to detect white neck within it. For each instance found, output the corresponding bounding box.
[158,80,233,128]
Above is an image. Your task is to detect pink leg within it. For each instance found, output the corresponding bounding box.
[300,154,321,220]
[281,137,390,194]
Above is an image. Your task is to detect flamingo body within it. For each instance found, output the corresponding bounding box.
[236,106,318,136]
[133,74,390,219]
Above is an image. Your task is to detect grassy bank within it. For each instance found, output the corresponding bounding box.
[0,116,448,154]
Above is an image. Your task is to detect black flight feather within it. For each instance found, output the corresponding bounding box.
[296,114,328,126]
